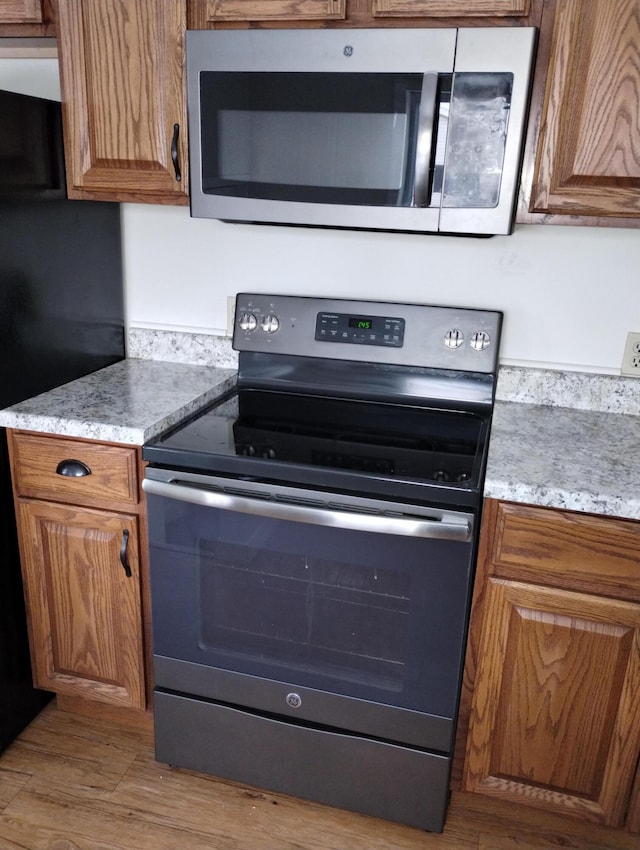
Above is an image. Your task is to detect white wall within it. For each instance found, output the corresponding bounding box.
[123,205,640,374]
[0,55,59,100]
[3,47,639,375]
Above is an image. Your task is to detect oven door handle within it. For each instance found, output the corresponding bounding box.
[142,478,472,542]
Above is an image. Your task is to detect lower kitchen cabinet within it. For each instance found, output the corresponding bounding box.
[462,500,640,831]
[8,431,147,711]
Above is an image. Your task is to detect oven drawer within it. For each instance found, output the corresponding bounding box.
[154,689,451,832]
[10,432,139,509]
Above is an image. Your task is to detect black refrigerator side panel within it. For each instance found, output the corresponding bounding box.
[0,430,51,753]
[0,198,124,749]
[0,198,125,406]
[0,89,65,201]
[0,90,125,751]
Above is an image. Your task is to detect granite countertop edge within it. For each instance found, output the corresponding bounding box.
[483,478,640,521]
[484,400,640,521]
[0,359,237,445]
[1,357,638,522]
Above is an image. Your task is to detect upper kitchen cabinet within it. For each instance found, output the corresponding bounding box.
[188,0,346,25]
[0,0,43,21]
[522,0,640,225]
[187,0,541,27]
[372,1,531,18]
[55,0,188,204]
[0,0,55,35]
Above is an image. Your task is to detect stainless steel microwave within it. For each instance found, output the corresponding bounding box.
[186,27,537,236]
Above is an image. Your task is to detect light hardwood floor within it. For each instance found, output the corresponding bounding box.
[0,700,637,849]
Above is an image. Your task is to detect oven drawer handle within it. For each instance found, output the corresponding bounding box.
[142,479,472,542]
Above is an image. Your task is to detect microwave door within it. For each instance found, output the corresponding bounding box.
[191,70,443,233]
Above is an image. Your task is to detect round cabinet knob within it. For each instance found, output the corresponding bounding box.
[261,313,280,334]
[444,329,464,349]
[239,312,258,332]
[470,331,491,351]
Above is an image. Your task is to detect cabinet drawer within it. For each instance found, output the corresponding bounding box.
[487,501,640,599]
[10,432,139,509]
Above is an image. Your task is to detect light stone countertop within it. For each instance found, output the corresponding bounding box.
[484,401,640,520]
[0,359,236,445]
[1,336,639,521]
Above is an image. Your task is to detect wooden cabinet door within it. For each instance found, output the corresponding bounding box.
[198,0,346,21]
[530,0,640,218]
[464,577,640,827]
[16,499,146,710]
[55,0,188,204]
[372,0,530,17]
[189,0,538,26]
[0,0,54,34]
[0,1,43,22]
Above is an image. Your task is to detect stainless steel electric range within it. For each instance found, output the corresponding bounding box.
[142,294,502,832]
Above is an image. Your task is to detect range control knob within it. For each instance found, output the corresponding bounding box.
[239,312,258,332]
[470,331,491,351]
[444,329,464,349]
[261,313,280,334]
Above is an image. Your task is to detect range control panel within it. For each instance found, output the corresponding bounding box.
[233,293,502,373]
[315,312,405,347]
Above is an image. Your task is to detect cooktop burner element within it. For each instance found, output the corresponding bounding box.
[146,388,489,506]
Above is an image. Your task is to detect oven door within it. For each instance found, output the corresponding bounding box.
[143,468,477,753]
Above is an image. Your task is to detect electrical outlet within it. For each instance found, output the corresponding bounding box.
[621,331,640,377]
[226,296,236,338]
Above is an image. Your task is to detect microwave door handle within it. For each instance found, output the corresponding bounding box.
[142,478,472,543]
[413,74,439,208]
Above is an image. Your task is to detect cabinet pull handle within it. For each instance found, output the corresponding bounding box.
[56,459,91,477]
[120,529,132,578]
[171,123,182,182]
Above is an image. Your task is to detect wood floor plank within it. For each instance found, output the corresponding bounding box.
[0,765,30,811]
[1,788,241,850]
[0,701,637,850]
[458,791,640,850]
[4,756,468,850]
[107,757,468,850]
[0,708,144,798]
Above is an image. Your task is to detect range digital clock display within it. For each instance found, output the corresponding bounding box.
[315,311,405,347]
[348,318,373,330]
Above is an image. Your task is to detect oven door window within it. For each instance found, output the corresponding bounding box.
[148,494,473,719]
[198,72,425,207]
